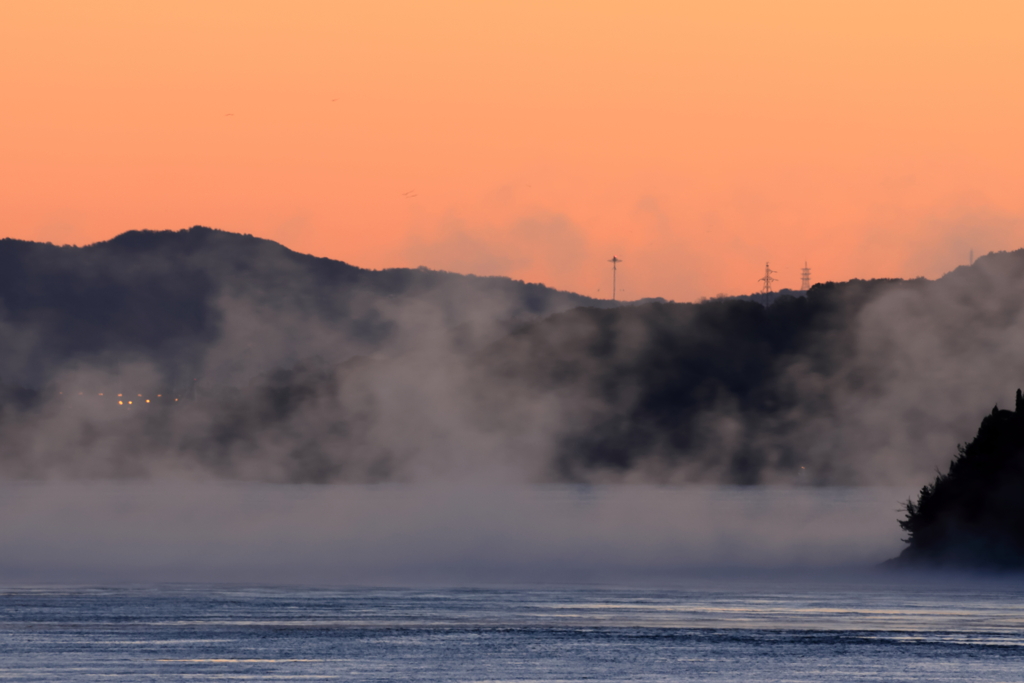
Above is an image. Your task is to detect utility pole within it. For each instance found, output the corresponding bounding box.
[608,256,622,301]
[759,262,777,306]
[800,261,811,292]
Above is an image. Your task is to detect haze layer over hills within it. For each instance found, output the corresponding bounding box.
[2,227,1024,486]
[0,226,608,391]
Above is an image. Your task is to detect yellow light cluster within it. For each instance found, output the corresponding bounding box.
[112,394,179,406]
[58,391,181,405]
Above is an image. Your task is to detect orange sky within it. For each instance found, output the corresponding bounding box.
[2,1,1022,301]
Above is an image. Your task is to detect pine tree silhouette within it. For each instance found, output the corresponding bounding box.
[894,389,1024,567]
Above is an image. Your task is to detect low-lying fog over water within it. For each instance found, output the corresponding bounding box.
[5,484,1024,681]
[0,483,910,585]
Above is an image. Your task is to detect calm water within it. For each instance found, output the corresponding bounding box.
[3,581,1024,682]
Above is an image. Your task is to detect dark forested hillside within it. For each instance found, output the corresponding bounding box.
[475,279,921,483]
[468,249,1024,484]
[3,227,1024,485]
[0,226,608,392]
[891,391,1024,568]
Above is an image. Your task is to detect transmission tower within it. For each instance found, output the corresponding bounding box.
[759,262,777,306]
[608,256,622,301]
[800,261,811,292]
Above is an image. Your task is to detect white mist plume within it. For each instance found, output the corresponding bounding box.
[2,249,1024,487]
[765,255,1024,483]
[0,483,909,585]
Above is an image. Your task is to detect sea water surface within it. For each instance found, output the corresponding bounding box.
[3,581,1024,681]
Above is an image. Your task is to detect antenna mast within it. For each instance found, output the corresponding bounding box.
[608,256,622,301]
[759,262,777,306]
[800,261,811,292]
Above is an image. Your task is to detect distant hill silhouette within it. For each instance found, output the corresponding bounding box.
[470,249,1024,483]
[0,226,614,392]
[3,227,1024,484]
[890,391,1024,568]
[475,278,917,482]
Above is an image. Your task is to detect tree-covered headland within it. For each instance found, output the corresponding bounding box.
[893,390,1024,568]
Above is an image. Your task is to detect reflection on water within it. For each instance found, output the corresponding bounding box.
[2,581,1024,681]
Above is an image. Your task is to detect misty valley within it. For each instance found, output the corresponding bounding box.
[5,228,1024,680]
[7,3,1024,678]
[3,228,1024,568]
[3,227,1024,488]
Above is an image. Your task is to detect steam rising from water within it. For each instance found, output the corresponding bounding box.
[766,257,1024,484]
[7,248,1024,584]
[3,247,1024,488]
[0,483,909,585]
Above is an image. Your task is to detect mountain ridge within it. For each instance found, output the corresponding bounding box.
[0,225,631,391]
[2,226,1024,485]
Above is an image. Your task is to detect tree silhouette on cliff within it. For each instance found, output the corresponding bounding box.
[894,390,1024,567]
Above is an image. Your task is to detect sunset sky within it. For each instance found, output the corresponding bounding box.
[2,1,1022,301]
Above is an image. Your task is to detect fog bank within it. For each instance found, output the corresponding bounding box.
[0,483,910,586]
[5,231,1024,487]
